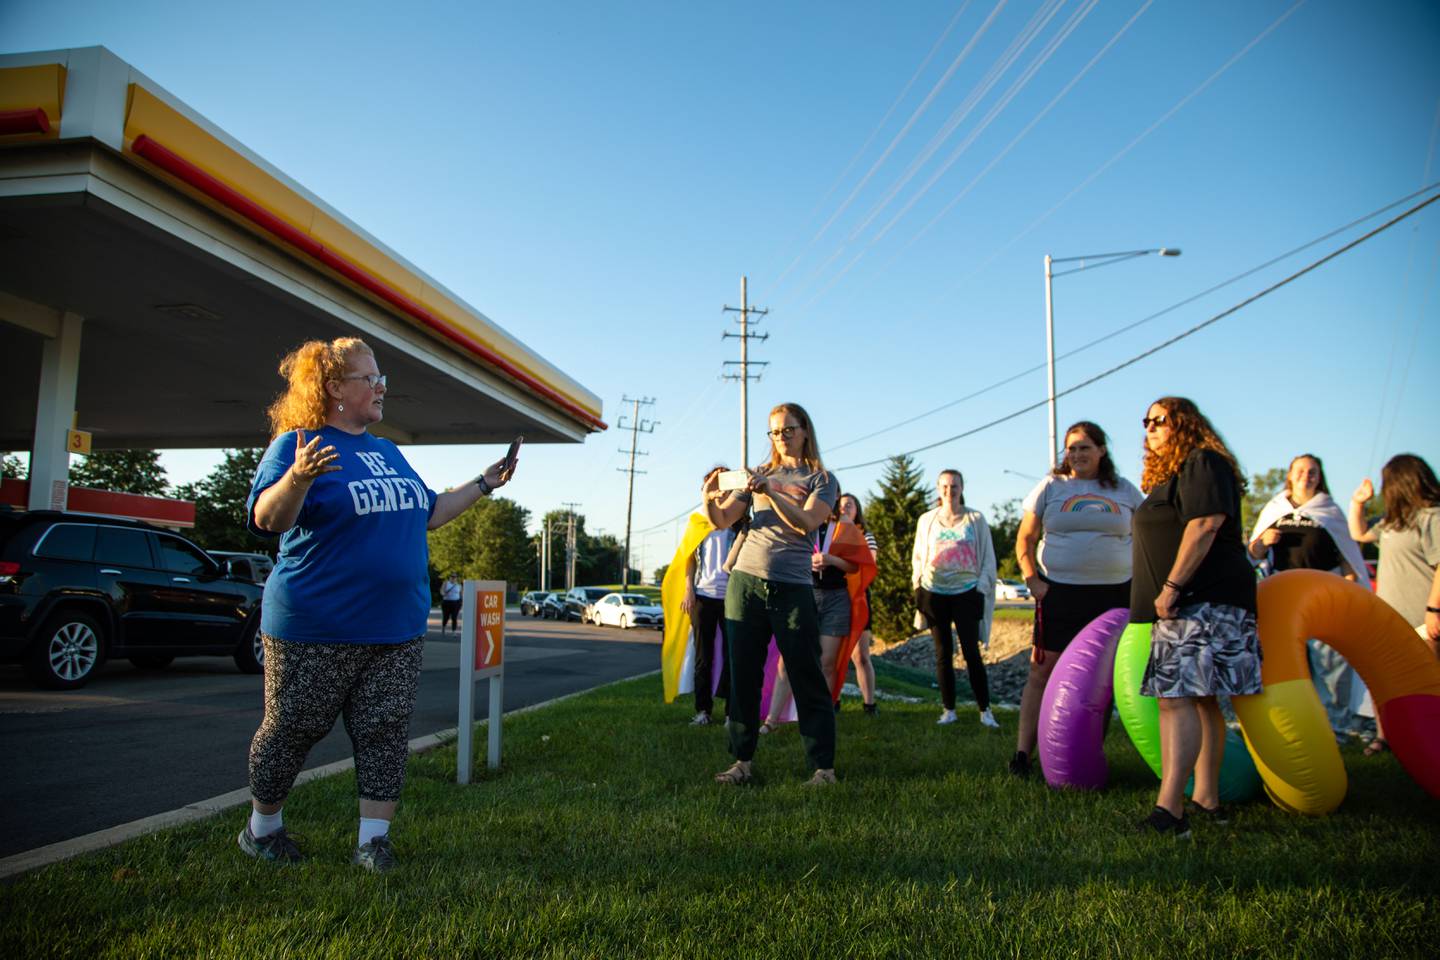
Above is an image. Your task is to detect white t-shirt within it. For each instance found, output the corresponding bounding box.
[694,528,734,599]
[1022,474,1144,585]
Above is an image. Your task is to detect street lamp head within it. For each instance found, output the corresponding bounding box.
[1159,248,1182,257]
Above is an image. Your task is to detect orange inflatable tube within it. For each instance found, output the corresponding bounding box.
[1231,570,1440,815]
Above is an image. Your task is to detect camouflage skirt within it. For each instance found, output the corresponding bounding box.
[1140,602,1263,699]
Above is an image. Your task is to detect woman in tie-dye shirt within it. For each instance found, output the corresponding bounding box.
[911,469,999,729]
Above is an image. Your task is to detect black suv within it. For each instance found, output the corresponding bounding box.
[0,511,266,689]
[563,587,612,623]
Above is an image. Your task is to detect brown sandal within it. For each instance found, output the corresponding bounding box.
[714,761,753,785]
[1363,739,1390,757]
[758,719,780,735]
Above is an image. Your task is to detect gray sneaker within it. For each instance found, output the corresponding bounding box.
[237,825,304,863]
[352,835,398,873]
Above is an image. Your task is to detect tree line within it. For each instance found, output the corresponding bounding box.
[2,448,636,594]
[8,448,1369,619]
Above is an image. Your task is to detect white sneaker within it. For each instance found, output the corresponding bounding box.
[979,708,1000,729]
[690,712,711,726]
[937,710,958,725]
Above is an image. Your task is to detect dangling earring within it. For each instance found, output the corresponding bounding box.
[338,403,344,412]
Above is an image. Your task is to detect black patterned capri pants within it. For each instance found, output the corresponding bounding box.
[249,633,425,804]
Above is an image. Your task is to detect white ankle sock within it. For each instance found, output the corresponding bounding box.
[358,817,390,847]
[250,808,283,838]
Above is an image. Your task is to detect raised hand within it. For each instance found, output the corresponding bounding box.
[1352,478,1374,504]
[291,429,341,484]
[482,456,514,490]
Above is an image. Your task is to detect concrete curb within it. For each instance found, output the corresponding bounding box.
[0,668,660,881]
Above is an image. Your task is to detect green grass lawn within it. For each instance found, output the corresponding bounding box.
[4,664,1435,959]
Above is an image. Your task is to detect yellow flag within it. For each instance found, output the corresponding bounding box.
[660,513,716,702]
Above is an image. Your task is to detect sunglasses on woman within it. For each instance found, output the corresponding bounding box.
[1141,415,1169,430]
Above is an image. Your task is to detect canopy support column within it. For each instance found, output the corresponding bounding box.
[28,311,83,511]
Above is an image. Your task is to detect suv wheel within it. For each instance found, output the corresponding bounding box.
[234,620,264,674]
[26,610,106,690]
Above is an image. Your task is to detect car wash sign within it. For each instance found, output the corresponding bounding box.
[457,579,506,784]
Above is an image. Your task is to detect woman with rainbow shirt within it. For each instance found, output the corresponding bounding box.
[1011,420,1143,777]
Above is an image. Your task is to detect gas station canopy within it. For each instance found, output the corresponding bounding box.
[0,47,604,511]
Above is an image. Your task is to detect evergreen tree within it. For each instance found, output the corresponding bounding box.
[173,448,267,552]
[1,453,25,480]
[988,498,1023,579]
[864,454,929,644]
[69,449,168,496]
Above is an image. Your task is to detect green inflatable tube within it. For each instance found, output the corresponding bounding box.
[1113,622,1262,804]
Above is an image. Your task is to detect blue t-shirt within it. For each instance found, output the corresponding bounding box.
[247,427,439,644]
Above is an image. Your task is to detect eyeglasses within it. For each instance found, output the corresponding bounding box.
[341,374,387,390]
[767,425,800,440]
[1141,415,1169,430]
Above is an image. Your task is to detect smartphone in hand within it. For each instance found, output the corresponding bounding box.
[717,469,751,492]
[502,435,524,476]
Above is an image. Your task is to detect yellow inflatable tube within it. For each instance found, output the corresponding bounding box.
[1234,570,1440,815]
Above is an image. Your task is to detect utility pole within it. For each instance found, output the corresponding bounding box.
[722,275,769,468]
[617,396,657,590]
[542,515,552,591]
[561,502,582,590]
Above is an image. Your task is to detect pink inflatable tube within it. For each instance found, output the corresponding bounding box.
[1038,608,1130,790]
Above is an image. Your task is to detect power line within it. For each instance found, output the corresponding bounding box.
[786,0,1102,319]
[887,0,1153,262]
[775,0,1065,316]
[827,178,1440,455]
[831,188,1440,472]
[767,0,1011,304]
[920,0,1309,310]
[767,0,976,295]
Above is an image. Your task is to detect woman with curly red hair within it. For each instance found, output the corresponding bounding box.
[1131,397,1262,836]
[239,337,516,872]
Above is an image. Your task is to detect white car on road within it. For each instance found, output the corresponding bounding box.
[995,579,1032,601]
[590,592,665,629]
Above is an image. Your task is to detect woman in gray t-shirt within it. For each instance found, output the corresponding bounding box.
[703,402,840,787]
[1348,453,1440,757]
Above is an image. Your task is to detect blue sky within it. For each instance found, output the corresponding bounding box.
[5,0,1438,575]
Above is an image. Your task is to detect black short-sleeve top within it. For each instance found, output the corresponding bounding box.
[1130,448,1256,623]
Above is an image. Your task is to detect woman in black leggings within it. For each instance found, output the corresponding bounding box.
[911,469,999,729]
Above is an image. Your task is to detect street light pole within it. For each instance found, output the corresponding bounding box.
[1045,254,1056,470]
[1043,247,1181,468]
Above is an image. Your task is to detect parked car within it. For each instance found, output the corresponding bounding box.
[0,511,266,689]
[996,579,1032,601]
[590,592,665,630]
[538,592,565,620]
[208,550,274,584]
[563,586,612,623]
[519,590,549,617]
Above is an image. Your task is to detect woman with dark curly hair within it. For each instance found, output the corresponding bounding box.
[1131,397,1262,836]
